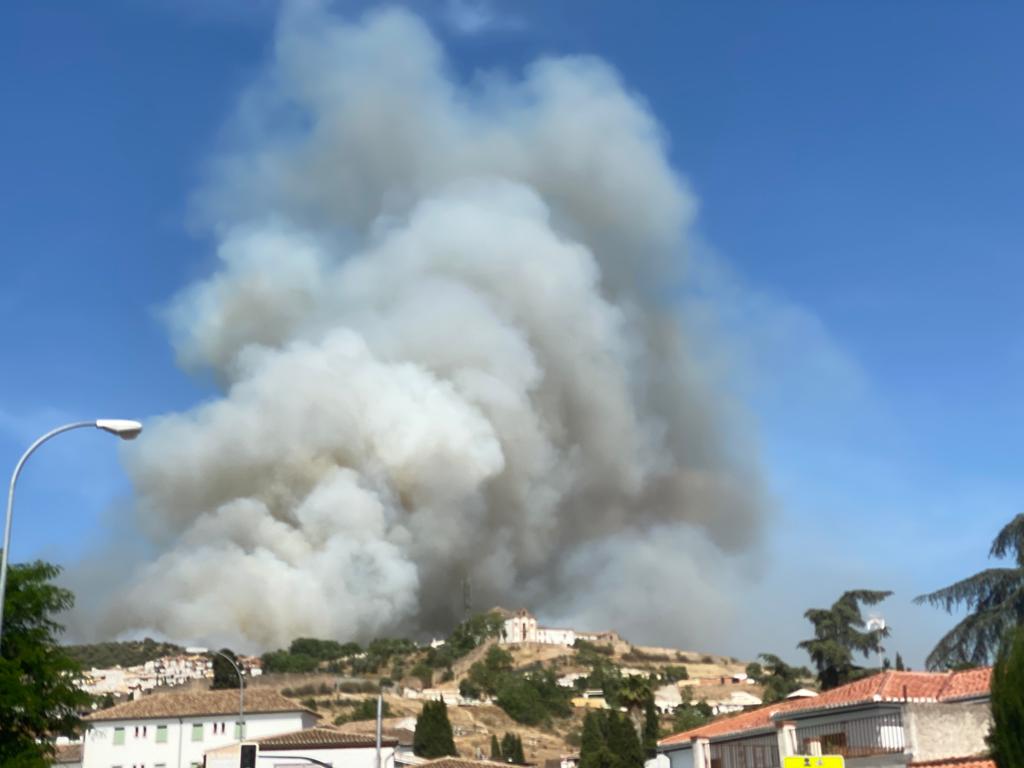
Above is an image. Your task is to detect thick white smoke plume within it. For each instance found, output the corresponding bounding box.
[108,3,767,650]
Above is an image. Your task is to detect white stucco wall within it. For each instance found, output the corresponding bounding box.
[903,700,992,762]
[82,711,316,768]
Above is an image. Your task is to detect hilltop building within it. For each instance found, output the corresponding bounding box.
[658,668,992,768]
[499,609,618,647]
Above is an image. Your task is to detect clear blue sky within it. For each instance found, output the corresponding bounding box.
[2,0,1022,666]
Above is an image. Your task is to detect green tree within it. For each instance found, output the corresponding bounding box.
[413,700,457,758]
[617,675,652,735]
[466,645,514,696]
[411,662,434,689]
[0,561,91,767]
[210,648,241,690]
[895,653,905,671]
[490,735,503,761]
[670,689,712,733]
[915,514,1024,669]
[642,696,660,758]
[501,732,525,764]
[989,626,1024,768]
[798,590,892,690]
[607,710,644,768]
[749,653,812,703]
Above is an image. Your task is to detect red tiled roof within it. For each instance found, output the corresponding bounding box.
[257,727,399,750]
[909,758,994,768]
[658,668,991,748]
[85,689,317,721]
[53,743,83,764]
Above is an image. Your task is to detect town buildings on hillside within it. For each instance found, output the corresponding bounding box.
[658,668,993,768]
[81,653,262,698]
[80,689,316,768]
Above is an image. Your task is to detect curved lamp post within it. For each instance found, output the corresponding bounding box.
[0,419,143,639]
[188,646,245,736]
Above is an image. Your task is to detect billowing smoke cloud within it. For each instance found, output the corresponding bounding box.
[106,3,768,650]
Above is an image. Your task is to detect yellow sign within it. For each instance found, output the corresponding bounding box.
[784,757,845,768]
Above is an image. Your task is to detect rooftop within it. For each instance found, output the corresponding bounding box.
[659,668,992,747]
[85,689,316,722]
[53,743,83,764]
[256,727,399,750]
[421,759,533,768]
[909,759,995,768]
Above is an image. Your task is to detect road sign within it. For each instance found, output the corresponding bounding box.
[784,756,845,768]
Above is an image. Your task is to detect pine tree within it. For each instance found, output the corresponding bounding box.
[989,626,1024,768]
[413,700,457,758]
[490,735,502,761]
[916,514,1024,668]
[798,590,892,689]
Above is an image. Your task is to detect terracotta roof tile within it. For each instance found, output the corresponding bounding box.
[53,743,83,763]
[909,758,994,768]
[257,727,398,749]
[421,758,530,768]
[85,689,316,721]
[658,668,991,747]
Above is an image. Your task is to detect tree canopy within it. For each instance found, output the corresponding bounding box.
[988,626,1024,768]
[580,710,644,768]
[746,653,813,702]
[210,648,241,689]
[798,590,891,690]
[0,561,91,767]
[915,513,1024,669]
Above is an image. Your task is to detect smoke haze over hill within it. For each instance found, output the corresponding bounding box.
[98,2,769,650]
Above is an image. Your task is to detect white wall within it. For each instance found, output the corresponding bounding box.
[83,711,316,768]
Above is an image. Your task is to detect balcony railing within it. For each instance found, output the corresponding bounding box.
[795,711,905,757]
[709,732,781,768]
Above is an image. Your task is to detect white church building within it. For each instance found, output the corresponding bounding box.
[500,610,605,647]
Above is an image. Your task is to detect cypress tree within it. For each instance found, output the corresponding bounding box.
[414,700,457,758]
[607,710,644,768]
[642,696,660,758]
[895,652,906,671]
[579,711,605,768]
[502,733,518,763]
[513,734,526,765]
[989,626,1024,768]
[491,735,502,761]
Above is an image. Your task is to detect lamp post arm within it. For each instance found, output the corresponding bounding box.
[0,421,96,640]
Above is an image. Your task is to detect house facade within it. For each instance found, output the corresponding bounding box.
[82,689,318,768]
[658,669,992,768]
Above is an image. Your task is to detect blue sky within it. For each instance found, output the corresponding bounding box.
[2,0,1022,667]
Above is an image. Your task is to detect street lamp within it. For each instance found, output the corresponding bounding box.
[188,646,245,736]
[0,419,143,639]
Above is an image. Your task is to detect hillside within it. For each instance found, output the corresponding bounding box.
[65,638,186,669]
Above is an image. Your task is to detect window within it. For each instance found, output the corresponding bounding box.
[191,723,203,742]
[234,721,246,739]
[113,727,125,746]
[133,725,147,738]
[156,725,168,744]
